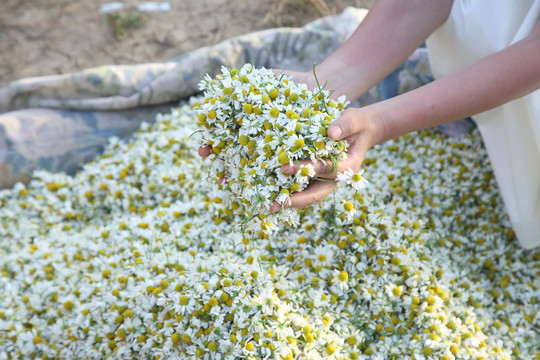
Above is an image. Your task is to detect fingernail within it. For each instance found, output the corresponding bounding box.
[270,203,279,213]
[328,126,342,139]
[282,165,293,174]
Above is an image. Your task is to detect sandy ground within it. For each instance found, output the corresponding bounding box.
[0,0,374,87]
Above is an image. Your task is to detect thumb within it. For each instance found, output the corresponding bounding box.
[328,108,362,140]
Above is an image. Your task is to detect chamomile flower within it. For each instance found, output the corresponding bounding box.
[337,168,368,191]
[295,164,316,184]
[0,87,538,360]
[312,245,335,268]
[341,199,357,221]
[333,269,350,291]
[196,64,355,230]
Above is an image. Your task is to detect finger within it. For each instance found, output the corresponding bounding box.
[281,158,334,176]
[270,180,337,212]
[280,159,325,175]
[312,158,335,177]
[198,146,211,157]
[280,163,298,175]
[328,108,364,140]
[316,137,369,179]
[282,156,358,180]
[311,152,364,179]
[270,200,284,213]
[288,180,337,209]
[314,159,344,180]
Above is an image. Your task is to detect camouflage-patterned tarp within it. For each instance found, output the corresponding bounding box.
[0,7,470,189]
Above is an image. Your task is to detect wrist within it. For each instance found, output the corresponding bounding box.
[369,110,388,150]
[359,106,388,147]
[314,57,365,100]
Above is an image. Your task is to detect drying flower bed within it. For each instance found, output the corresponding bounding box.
[0,96,539,359]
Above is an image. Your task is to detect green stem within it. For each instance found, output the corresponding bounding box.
[312,177,338,183]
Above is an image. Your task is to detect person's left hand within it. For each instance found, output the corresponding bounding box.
[198,146,211,157]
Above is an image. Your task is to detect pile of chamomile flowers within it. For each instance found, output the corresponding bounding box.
[197,64,367,232]
[0,97,539,360]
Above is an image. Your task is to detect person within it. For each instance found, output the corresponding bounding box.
[200,0,540,249]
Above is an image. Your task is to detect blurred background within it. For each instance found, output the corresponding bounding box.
[0,0,374,87]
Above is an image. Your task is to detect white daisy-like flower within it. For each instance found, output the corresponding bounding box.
[341,198,357,221]
[0,81,538,360]
[295,164,316,184]
[312,245,335,268]
[337,168,368,191]
[332,269,350,291]
[196,64,355,231]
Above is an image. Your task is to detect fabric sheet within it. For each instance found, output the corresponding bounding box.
[0,7,468,189]
[0,7,367,188]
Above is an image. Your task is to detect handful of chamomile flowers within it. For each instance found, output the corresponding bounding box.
[197,64,366,233]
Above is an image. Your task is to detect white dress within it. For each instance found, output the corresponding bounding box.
[426,0,540,249]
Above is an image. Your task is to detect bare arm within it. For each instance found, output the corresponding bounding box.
[279,12,540,211]
[333,16,540,144]
[202,0,452,157]
[312,0,453,100]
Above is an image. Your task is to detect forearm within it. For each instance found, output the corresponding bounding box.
[316,0,453,100]
[368,25,540,144]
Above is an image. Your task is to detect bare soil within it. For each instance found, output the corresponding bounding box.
[0,0,374,87]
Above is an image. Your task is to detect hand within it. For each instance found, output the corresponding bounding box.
[270,107,383,212]
[198,146,211,157]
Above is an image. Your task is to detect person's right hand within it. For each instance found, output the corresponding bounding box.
[270,106,384,212]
